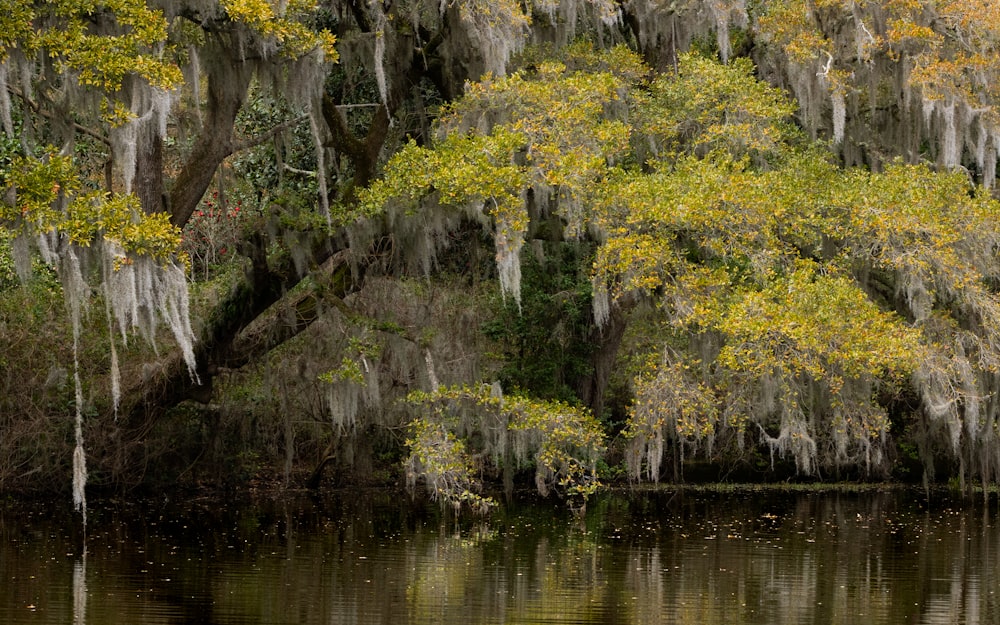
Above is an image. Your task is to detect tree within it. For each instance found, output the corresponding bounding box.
[0,0,637,503]
[0,0,336,513]
[7,0,1000,506]
[368,45,1000,492]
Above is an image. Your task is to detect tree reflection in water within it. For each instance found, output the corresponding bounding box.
[0,489,997,624]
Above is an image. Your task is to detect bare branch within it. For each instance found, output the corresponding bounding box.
[8,86,111,146]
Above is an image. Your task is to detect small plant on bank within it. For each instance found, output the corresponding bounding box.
[405,418,497,515]
[405,383,605,514]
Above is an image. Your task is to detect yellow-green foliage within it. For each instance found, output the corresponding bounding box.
[1,151,183,263]
[405,417,497,515]
[599,145,1000,476]
[360,46,643,307]
[3,0,336,131]
[717,263,921,383]
[219,0,338,60]
[635,53,800,162]
[3,0,182,93]
[318,337,380,385]
[362,128,528,218]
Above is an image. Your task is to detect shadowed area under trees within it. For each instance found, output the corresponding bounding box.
[3,0,1000,513]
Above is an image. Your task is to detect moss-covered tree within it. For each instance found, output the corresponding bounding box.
[367,46,1000,495]
[8,0,1000,506]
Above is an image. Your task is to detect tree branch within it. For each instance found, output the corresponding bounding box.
[233,114,309,152]
[119,232,363,422]
[8,86,111,146]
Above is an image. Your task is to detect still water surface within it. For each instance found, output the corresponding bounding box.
[1,488,997,624]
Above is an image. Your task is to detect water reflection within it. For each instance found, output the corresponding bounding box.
[1,489,997,624]
[72,554,85,625]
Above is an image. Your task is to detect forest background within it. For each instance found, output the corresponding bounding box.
[3,0,1000,512]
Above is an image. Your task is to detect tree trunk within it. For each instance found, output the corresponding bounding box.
[321,97,392,194]
[168,40,254,227]
[134,126,165,214]
[578,301,632,417]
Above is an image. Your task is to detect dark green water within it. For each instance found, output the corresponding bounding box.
[1,488,997,624]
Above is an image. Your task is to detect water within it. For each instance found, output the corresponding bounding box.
[1,488,997,624]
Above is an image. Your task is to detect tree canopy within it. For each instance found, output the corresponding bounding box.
[5,0,1000,511]
[368,43,1000,498]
